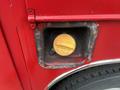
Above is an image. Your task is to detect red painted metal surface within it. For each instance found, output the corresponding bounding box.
[0,26,23,90]
[1,0,120,90]
[26,0,120,15]
[28,15,120,22]
[0,0,33,90]
[26,0,120,22]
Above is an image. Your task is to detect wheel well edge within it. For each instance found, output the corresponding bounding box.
[46,58,120,90]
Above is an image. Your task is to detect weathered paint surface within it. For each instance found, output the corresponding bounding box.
[1,0,120,90]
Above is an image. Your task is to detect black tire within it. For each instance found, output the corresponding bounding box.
[50,63,120,90]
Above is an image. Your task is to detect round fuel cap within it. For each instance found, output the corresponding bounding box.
[53,33,76,56]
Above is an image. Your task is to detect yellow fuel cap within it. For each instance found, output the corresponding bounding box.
[53,33,76,56]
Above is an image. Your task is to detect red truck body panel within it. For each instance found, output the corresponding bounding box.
[1,0,120,90]
[26,0,120,15]
[0,26,23,90]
